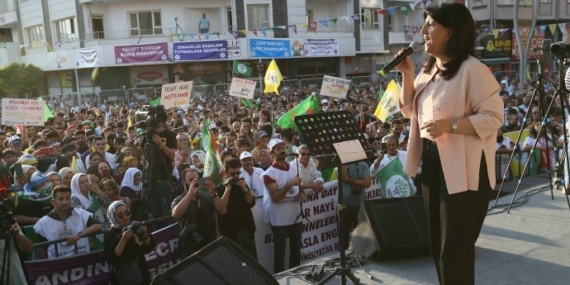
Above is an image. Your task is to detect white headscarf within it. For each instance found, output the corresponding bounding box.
[191,150,206,174]
[58,167,74,183]
[107,200,128,229]
[13,165,34,186]
[121,167,142,192]
[70,173,92,210]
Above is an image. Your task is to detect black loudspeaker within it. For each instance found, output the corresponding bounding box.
[151,237,278,285]
[351,196,430,259]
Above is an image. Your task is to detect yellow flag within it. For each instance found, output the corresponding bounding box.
[374,80,401,122]
[264,59,283,95]
[71,156,77,173]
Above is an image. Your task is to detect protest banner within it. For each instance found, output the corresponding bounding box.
[114,42,169,64]
[1,98,45,126]
[319,75,352,99]
[25,224,180,285]
[160,81,193,109]
[228,78,257,99]
[254,177,383,273]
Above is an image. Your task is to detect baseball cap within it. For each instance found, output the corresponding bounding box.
[267,139,285,151]
[240,151,253,160]
[19,154,38,165]
[66,125,76,131]
[8,135,21,144]
[28,171,48,189]
[258,131,268,139]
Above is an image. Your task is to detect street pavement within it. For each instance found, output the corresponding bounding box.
[275,174,570,284]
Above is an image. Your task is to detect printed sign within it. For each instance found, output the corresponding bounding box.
[173,40,229,60]
[160,81,193,109]
[130,65,170,86]
[249,39,291,58]
[1,98,45,126]
[75,48,101,68]
[114,42,169,64]
[319,75,351,99]
[303,39,339,56]
[228,78,257,99]
[24,224,181,285]
[512,26,544,60]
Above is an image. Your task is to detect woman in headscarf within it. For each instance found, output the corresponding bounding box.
[104,201,155,285]
[13,165,36,187]
[58,167,74,187]
[46,172,61,188]
[257,149,272,171]
[120,168,144,220]
[70,173,111,227]
[190,150,205,177]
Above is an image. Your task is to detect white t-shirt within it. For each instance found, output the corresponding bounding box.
[34,208,93,259]
[261,163,301,226]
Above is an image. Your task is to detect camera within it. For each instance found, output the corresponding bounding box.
[135,105,168,138]
[179,223,204,245]
[0,199,15,236]
[550,41,570,56]
[124,221,145,238]
[230,177,244,184]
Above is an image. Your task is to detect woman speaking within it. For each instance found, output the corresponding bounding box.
[396,3,503,284]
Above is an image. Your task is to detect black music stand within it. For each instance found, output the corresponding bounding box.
[294,111,375,285]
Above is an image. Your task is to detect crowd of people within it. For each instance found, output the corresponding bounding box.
[1,5,569,285]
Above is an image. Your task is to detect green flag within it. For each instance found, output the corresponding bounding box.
[240,97,253,108]
[276,95,319,131]
[377,158,416,198]
[232,60,252,77]
[37,97,53,119]
[150,98,161,106]
[377,87,384,101]
[202,119,223,186]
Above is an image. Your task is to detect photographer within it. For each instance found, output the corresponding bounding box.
[171,167,225,259]
[339,160,371,251]
[104,201,155,285]
[140,107,176,221]
[213,158,257,259]
[0,214,33,284]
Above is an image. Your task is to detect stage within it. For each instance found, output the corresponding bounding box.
[275,177,570,284]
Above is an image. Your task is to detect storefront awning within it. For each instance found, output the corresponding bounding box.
[479,57,511,65]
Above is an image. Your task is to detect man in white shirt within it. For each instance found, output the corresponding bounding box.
[34,185,102,259]
[239,151,265,197]
[294,145,324,194]
[85,136,116,170]
[370,136,416,194]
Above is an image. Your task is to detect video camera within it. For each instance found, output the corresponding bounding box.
[550,41,570,57]
[0,194,15,237]
[135,105,168,138]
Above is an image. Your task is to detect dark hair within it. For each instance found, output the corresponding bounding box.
[46,131,60,140]
[61,144,76,154]
[74,130,86,137]
[224,157,241,171]
[423,3,476,80]
[56,156,71,171]
[52,185,72,199]
[391,119,402,127]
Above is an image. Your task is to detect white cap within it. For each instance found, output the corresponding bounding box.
[321,99,329,104]
[267,139,285,150]
[240,151,253,160]
[8,135,21,143]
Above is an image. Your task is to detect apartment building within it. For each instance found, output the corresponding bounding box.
[0,0,399,99]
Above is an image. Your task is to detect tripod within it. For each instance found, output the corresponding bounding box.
[141,130,173,222]
[0,231,30,285]
[492,52,570,212]
[294,111,376,285]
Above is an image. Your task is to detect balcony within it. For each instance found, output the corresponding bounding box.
[0,0,17,28]
[388,31,423,45]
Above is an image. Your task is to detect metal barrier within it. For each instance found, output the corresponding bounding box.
[300,78,324,89]
[128,87,160,103]
[214,82,231,95]
[100,88,127,103]
[192,84,214,98]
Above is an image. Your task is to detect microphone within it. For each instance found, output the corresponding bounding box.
[378,41,422,76]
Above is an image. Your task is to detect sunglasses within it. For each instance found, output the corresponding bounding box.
[227,171,240,177]
[116,210,131,219]
[300,153,311,157]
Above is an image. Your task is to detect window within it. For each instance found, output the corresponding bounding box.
[56,18,77,43]
[247,4,269,30]
[27,25,44,48]
[472,0,488,7]
[361,8,380,30]
[129,11,162,36]
[92,15,104,39]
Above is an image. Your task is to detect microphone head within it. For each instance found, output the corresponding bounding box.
[409,41,422,52]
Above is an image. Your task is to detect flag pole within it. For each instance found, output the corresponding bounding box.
[258,58,263,95]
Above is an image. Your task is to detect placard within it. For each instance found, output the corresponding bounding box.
[319,75,351,98]
[228,77,257,99]
[1,98,45,126]
[160,81,193,109]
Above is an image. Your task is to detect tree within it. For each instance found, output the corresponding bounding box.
[0,63,45,98]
